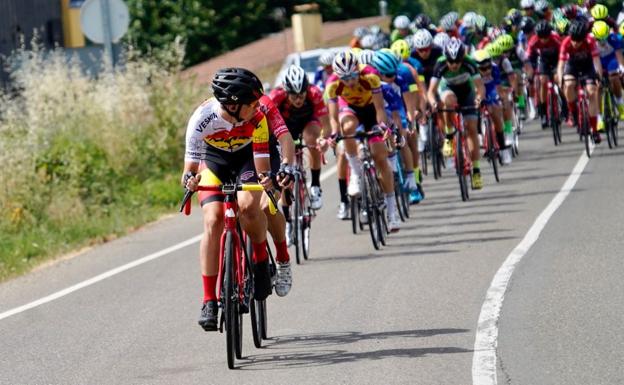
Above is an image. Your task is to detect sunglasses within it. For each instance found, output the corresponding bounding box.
[381,72,397,78]
[478,64,492,71]
[288,91,307,99]
[340,72,359,81]
[447,58,462,65]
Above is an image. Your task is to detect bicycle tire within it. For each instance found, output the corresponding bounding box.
[293,176,302,264]
[370,170,387,246]
[362,167,380,250]
[429,118,442,179]
[604,90,613,149]
[485,117,500,183]
[223,231,238,369]
[455,135,469,201]
[301,186,311,260]
[394,174,406,222]
[549,89,560,146]
[581,99,591,158]
[350,196,358,234]
[420,146,428,176]
[611,91,619,146]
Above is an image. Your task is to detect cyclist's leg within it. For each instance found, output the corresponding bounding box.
[370,138,400,230]
[563,62,579,126]
[339,102,363,196]
[336,142,350,219]
[585,77,600,136]
[439,87,458,156]
[303,120,324,209]
[196,161,227,331]
[264,142,289,264]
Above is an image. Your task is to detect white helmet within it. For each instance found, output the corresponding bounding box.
[332,51,359,78]
[283,65,308,94]
[440,15,456,31]
[360,34,376,49]
[520,0,535,8]
[358,49,375,65]
[354,27,368,38]
[319,50,335,66]
[463,12,477,28]
[394,15,411,29]
[444,37,465,61]
[413,29,433,49]
[535,0,549,11]
[370,25,382,35]
[433,32,450,49]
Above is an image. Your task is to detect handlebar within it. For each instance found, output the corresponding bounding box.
[179,184,279,216]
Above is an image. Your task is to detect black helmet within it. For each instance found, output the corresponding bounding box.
[211,67,263,105]
[414,13,432,29]
[568,20,587,41]
[535,20,552,38]
[520,16,535,34]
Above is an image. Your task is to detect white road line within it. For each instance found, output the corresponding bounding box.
[472,147,593,385]
[0,165,338,322]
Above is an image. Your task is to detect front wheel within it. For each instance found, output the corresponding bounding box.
[293,177,302,264]
[223,231,240,368]
[455,135,469,202]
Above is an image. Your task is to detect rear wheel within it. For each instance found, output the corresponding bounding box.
[581,100,591,158]
[455,135,469,202]
[362,168,380,250]
[485,118,500,183]
[223,231,238,369]
[301,188,311,261]
[350,196,358,234]
[293,176,302,264]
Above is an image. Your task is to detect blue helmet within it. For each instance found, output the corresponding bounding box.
[372,50,399,76]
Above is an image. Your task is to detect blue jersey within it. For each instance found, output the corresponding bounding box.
[482,63,502,105]
[395,62,419,94]
[313,67,330,90]
[381,82,408,128]
[596,34,622,72]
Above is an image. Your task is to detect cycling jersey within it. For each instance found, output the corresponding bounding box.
[527,33,562,74]
[560,35,600,80]
[396,62,420,93]
[313,67,331,90]
[481,63,502,105]
[325,64,382,107]
[595,34,622,73]
[381,82,408,127]
[432,56,481,98]
[258,95,289,140]
[269,85,328,138]
[185,98,270,163]
[411,46,444,84]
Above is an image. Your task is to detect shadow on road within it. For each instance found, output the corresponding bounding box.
[237,328,471,370]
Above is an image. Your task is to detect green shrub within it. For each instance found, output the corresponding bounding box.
[0,41,203,280]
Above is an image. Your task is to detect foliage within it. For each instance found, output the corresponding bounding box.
[0,41,202,280]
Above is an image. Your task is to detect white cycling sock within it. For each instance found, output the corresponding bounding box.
[385,193,397,219]
[346,153,362,177]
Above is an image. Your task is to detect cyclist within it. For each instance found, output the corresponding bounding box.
[440,12,460,38]
[557,20,603,142]
[591,20,624,125]
[270,65,330,233]
[520,0,536,17]
[182,68,292,331]
[526,20,562,128]
[350,27,369,49]
[414,13,439,37]
[326,51,401,231]
[497,34,527,122]
[373,49,422,201]
[257,94,296,297]
[428,38,487,189]
[391,15,413,42]
[473,49,513,164]
[314,50,335,91]
[433,32,451,50]
[590,4,618,30]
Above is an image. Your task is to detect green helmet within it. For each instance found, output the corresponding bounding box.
[496,34,515,51]
[555,17,570,35]
[486,42,503,58]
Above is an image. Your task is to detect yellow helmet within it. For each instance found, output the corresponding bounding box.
[391,39,411,60]
[473,49,491,65]
[590,4,609,20]
[592,20,610,40]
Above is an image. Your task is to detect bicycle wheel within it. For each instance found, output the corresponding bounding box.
[581,100,591,158]
[350,196,358,234]
[223,231,239,369]
[362,167,380,250]
[293,176,302,264]
[301,186,311,260]
[394,174,406,222]
[369,170,387,246]
[549,90,560,146]
[455,134,469,201]
[429,119,442,179]
[485,118,500,183]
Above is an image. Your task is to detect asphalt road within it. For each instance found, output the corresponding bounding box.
[1,120,622,385]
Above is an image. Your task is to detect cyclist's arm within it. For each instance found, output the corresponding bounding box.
[401,90,418,125]
[616,49,624,68]
[328,100,340,136]
[277,132,296,166]
[319,114,332,138]
[372,91,389,125]
[427,77,440,107]
[474,76,487,103]
[556,59,566,86]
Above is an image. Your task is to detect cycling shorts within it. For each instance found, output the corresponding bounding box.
[600,57,619,74]
[338,100,384,144]
[438,81,478,119]
[285,118,321,141]
[536,57,557,76]
[197,145,257,206]
[563,60,598,83]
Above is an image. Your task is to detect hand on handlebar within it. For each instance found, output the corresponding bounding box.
[277,164,295,189]
[182,171,200,192]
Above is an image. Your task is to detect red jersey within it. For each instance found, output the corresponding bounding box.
[258,95,289,139]
[269,85,328,125]
[559,35,599,63]
[527,33,562,63]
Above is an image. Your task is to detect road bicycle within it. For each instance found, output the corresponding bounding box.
[438,106,475,202]
[180,177,278,369]
[545,74,563,146]
[337,125,388,250]
[601,76,619,149]
[289,137,316,264]
[574,79,593,158]
[478,104,500,183]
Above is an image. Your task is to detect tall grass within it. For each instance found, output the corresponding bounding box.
[0,40,202,280]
